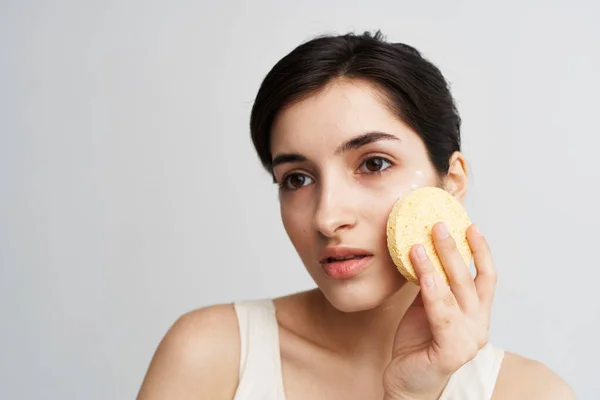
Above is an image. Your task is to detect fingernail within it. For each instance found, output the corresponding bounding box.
[438,222,449,238]
[415,244,427,260]
[423,274,435,289]
[472,224,481,236]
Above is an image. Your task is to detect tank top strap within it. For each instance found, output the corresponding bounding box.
[439,342,505,399]
[231,299,503,400]
[232,299,286,400]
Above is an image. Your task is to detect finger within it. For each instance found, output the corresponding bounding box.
[431,222,478,313]
[410,244,459,345]
[468,225,497,309]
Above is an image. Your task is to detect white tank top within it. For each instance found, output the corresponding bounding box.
[232,299,504,400]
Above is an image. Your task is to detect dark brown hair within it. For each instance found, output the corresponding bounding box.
[250,30,462,176]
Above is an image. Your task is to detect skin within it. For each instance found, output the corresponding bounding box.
[136,78,575,399]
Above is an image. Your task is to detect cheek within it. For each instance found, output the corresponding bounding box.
[360,168,440,229]
[280,200,313,250]
[365,167,439,204]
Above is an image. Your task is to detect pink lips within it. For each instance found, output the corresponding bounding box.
[319,246,374,280]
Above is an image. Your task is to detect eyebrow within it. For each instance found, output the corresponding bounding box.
[271,131,400,169]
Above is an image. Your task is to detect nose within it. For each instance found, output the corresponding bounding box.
[314,177,358,238]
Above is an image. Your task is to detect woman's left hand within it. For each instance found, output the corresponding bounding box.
[383,222,497,400]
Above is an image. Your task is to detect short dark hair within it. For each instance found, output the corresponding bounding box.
[250,30,462,176]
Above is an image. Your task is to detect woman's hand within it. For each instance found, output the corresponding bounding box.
[383,222,497,400]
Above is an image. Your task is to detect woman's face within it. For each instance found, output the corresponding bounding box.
[270,78,459,312]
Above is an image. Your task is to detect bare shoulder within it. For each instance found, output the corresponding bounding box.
[492,351,575,400]
[136,304,240,400]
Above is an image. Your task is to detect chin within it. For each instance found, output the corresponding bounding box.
[316,271,405,313]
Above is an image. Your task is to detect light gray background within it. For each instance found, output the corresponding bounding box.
[1,1,598,399]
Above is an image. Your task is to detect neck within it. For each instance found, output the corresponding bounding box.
[308,282,421,363]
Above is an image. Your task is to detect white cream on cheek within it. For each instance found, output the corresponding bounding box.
[411,169,424,190]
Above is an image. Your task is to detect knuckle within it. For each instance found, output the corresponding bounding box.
[482,237,492,254]
[442,292,456,308]
[479,266,497,284]
[451,271,472,286]
[483,271,498,288]
[490,270,499,284]
[439,235,457,251]
[433,316,452,331]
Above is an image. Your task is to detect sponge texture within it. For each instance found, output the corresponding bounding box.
[386,186,472,285]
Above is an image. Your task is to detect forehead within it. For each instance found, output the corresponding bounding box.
[270,79,413,156]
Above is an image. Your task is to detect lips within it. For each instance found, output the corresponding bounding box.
[319,246,373,264]
[324,254,367,263]
[319,246,374,279]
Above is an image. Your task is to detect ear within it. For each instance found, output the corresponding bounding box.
[444,151,469,202]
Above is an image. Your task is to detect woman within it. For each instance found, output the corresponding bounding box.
[137,31,574,399]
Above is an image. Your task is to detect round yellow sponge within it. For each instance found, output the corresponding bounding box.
[386,186,472,285]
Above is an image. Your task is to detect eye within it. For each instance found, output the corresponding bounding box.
[359,156,392,173]
[282,173,314,190]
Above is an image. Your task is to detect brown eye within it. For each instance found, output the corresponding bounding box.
[283,173,313,190]
[361,157,391,173]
